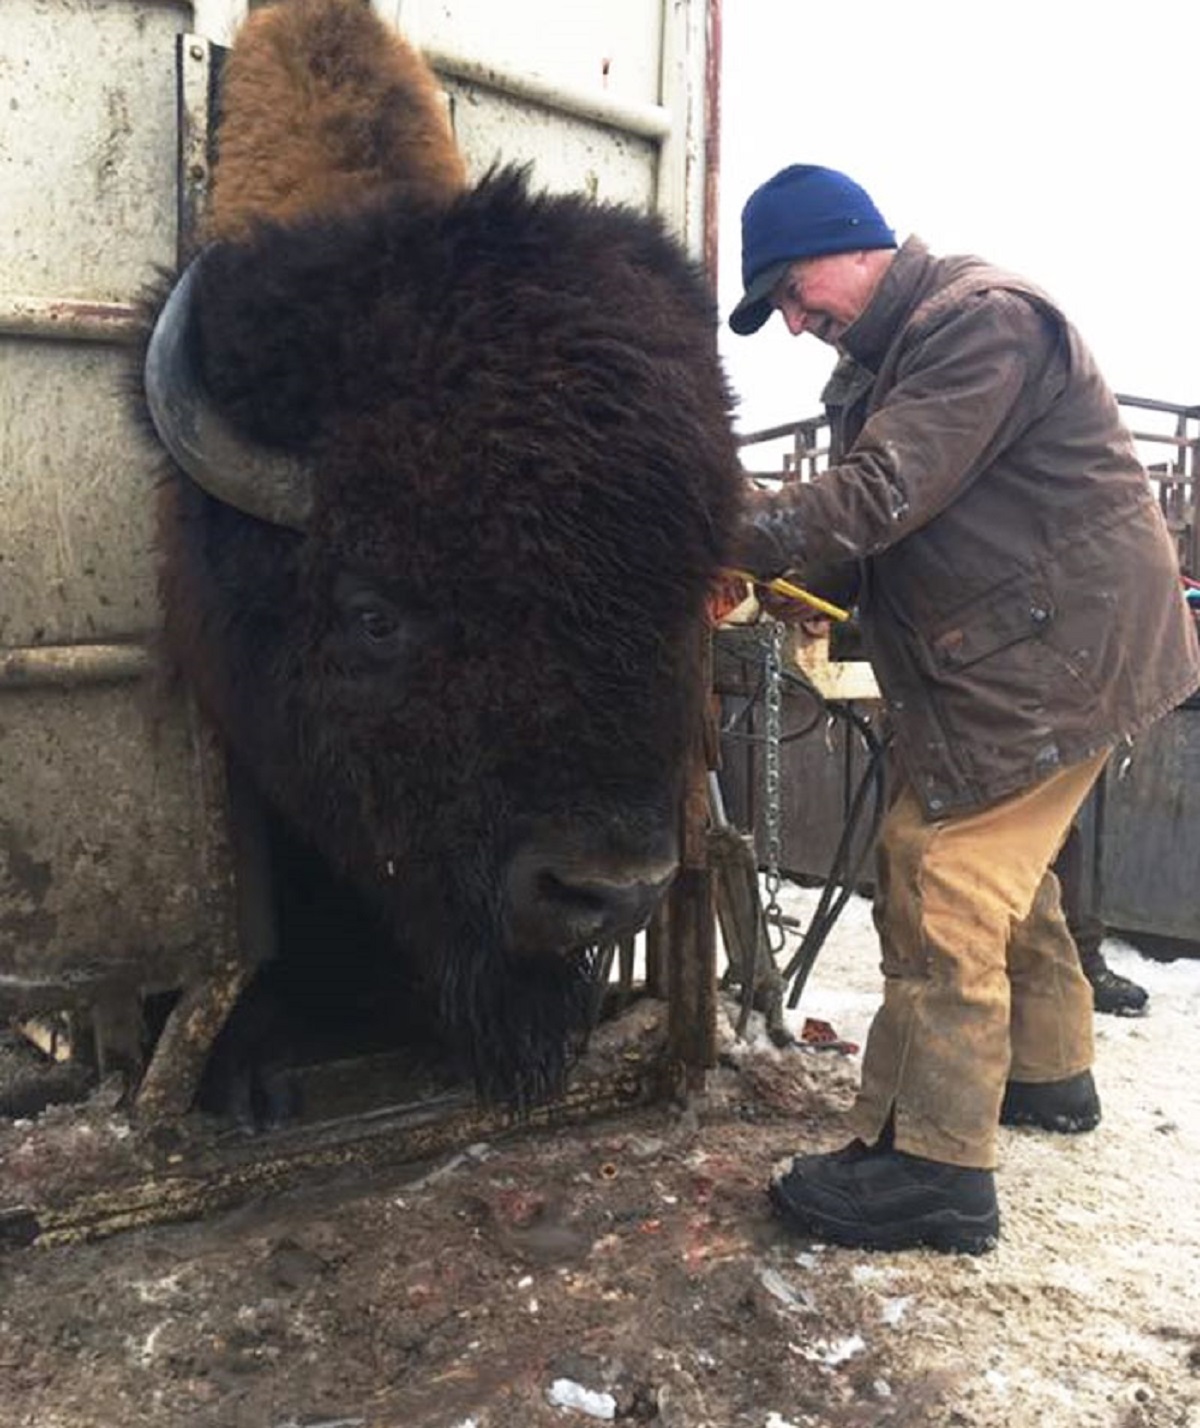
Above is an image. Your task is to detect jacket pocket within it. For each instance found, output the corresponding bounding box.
[925,574,1055,672]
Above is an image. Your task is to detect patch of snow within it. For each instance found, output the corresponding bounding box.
[791,1334,867,1367]
[545,1378,616,1419]
[849,1262,893,1285]
[757,1265,814,1312]
[879,1295,913,1326]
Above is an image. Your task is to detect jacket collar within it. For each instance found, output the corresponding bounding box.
[839,235,937,370]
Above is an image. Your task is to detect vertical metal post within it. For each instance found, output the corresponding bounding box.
[176,33,225,260]
[135,26,258,1121]
[666,629,718,1093]
[644,901,668,998]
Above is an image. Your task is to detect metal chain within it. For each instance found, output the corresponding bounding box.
[762,618,786,953]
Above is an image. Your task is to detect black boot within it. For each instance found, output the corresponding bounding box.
[768,1143,999,1255]
[1079,947,1148,1016]
[1000,1069,1101,1133]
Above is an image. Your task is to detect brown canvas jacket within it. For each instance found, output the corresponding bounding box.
[750,237,1200,816]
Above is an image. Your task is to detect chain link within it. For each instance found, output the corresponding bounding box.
[762,618,786,953]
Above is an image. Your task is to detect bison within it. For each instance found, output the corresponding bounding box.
[140,0,740,1110]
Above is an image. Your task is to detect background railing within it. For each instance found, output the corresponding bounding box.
[737,394,1200,579]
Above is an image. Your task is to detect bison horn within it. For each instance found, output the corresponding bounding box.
[144,259,315,532]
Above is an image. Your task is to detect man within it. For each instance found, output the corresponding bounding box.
[729,164,1200,1253]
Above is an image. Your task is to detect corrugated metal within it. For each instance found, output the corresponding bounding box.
[721,689,1200,948]
[0,683,236,1014]
[718,687,880,892]
[1096,710,1200,943]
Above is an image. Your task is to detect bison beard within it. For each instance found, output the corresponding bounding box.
[438,923,605,1109]
[141,0,741,1116]
[202,810,612,1116]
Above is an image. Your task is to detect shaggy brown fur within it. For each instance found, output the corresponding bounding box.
[208,0,466,242]
[143,0,740,1112]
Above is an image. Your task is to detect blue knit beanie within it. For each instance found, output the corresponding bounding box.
[729,164,896,335]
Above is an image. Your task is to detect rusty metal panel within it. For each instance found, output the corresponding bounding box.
[774,712,877,888]
[1097,709,1200,943]
[0,0,242,1034]
[0,680,237,1014]
[0,340,161,648]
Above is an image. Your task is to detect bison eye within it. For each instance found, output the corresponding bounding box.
[346,597,409,661]
[356,605,400,644]
[332,574,414,665]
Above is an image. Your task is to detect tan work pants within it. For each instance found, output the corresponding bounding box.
[850,750,1109,1169]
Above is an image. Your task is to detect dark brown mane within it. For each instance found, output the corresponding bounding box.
[139,0,741,1110]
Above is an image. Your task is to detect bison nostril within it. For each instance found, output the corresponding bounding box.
[538,872,610,915]
[506,849,678,956]
[541,872,666,934]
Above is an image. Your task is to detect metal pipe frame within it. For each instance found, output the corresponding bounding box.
[426,44,672,141]
[0,297,141,344]
[0,644,153,690]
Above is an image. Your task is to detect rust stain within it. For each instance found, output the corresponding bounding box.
[21,298,138,325]
[0,819,59,947]
[0,296,140,343]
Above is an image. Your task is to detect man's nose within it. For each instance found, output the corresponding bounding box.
[783,307,808,337]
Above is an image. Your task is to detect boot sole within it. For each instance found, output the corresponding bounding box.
[1000,1109,1100,1134]
[768,1178,999,1256]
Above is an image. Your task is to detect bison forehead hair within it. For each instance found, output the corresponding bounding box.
[195,167,737,620]
[180,167,740,853]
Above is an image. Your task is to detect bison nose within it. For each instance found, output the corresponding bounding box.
[504,843,678,957]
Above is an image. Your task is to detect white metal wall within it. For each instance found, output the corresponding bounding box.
[388,0,709,254]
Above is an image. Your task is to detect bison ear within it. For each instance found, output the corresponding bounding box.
[145,258,316,531]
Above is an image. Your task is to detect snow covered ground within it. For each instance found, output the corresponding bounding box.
[759,881,1200,1427]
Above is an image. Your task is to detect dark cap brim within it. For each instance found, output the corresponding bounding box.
[728,259,791,336]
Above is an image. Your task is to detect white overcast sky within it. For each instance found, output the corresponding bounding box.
[715,0,1200,446]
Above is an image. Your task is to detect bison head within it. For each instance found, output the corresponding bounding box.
[142,1,740,1105]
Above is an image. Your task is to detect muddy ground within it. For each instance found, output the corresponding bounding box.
[2,887,1199,1428]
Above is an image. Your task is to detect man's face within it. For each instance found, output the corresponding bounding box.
[770,251,884,345]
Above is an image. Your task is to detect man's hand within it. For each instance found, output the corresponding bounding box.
[731,486,801,582]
